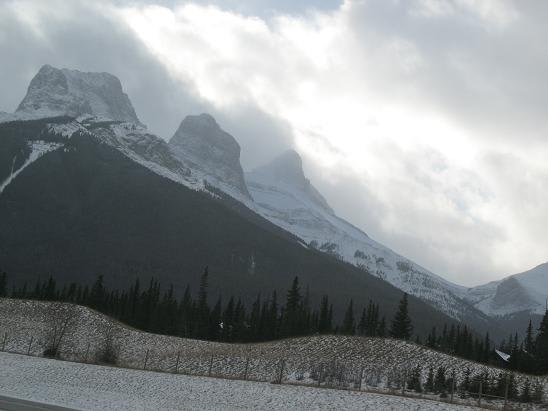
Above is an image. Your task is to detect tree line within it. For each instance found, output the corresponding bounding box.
[423,312,548,375]
[0,269,411,343]
[1,269,547,376]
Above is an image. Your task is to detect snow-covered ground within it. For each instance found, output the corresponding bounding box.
[0,352,481,411]
[1,298,546,399]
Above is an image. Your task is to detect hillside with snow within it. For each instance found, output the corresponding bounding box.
[464,262,548,317]
[1,298,545,409]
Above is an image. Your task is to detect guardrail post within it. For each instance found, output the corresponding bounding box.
[317,364,323,387]
[1,333,7,351]
[143,349,149,370]
[478,380,483,407]
[27,336,34,355]
[504,374,509,410]
[243,357,250,380]
[208,354,214,377]
[175,352,180,374]
[450,370,455,403]
[277,359,285,384]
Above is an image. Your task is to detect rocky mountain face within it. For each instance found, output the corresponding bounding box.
[16,65,141,124]
[245,151,493,325]
[168,114,251,200]
[464,262,548,317]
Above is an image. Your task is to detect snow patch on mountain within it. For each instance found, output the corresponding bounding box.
[0,140,63,194]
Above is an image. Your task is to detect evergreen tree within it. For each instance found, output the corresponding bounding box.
[318,295,331,334]
[341,300,355,335]
[425,367,435,392]
[357,308,367,336]
[89,275,105,309]
[377,316,386,337]
[520,378,531,403]
[389,293,413,340]
[434,366,447,394]
[535,309,548,374]
[408,365,422,393]
[195,267,210,339]
[0,272,6,297]
[283,276,303,337]
[532,379,544,403]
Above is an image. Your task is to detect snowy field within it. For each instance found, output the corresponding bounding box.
[1,298,545,393]
[0,352,479,410]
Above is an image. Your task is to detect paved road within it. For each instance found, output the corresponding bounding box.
[0,395,77,411]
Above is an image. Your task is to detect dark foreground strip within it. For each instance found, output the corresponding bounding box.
[0,395,78,411]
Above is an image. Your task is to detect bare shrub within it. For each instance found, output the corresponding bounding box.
[42,303,78,358]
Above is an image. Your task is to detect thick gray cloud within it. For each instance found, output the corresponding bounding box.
[1,0,547,285]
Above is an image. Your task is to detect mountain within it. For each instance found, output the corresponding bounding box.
[465,262,548,317]
[168,114,251,200]
[245,150,494,325]
[0,65,465,336]
[16,65,141,124]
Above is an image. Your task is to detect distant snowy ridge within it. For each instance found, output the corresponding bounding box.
[464,262,548,316]
[245,150,477,321]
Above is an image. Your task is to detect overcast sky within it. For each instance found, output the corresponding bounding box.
[1,0,547,286]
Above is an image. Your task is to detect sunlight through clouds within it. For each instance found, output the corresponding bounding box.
[2,0,547,285]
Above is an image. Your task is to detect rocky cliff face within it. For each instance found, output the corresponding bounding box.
[16,65,141,124]
[169,114,251,200]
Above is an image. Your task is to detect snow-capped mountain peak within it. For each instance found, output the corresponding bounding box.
[253,149,307,186]
[248,150,334,215]
[16,64,141,124]
[168,113,251,200]
[246,151,485,322]
[465,262,548,316]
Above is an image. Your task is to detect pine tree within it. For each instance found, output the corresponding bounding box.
[525,319,534,353]
[532,379,544,403]
[283,276,303,337]
[408,365,422,392]
[342,300,355,335]
[318,295,331,334]
[425,367,435,392]
[209,297,222,340]
[459,368,471,395]
[535,309,548,374]
[434,366,446,393]
[520,378,531,403]
[195,267,210,339]
[0,272,6,297]
[389,293,413,340]
[89,275,105,309]
[357,308,367,336]
[377,316,386,337]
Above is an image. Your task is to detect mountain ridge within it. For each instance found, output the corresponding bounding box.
[1,64,538,336]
